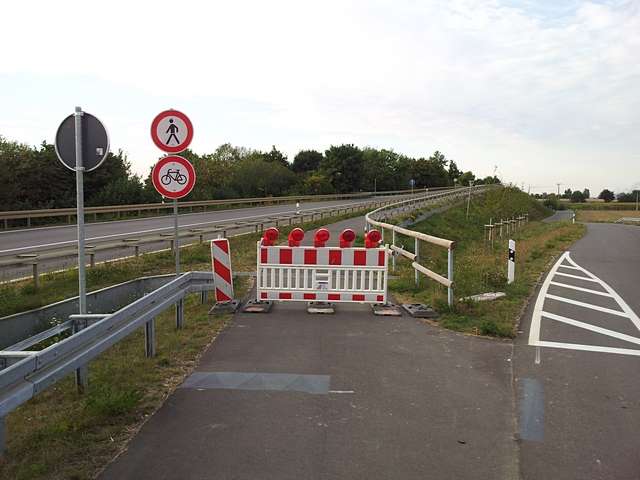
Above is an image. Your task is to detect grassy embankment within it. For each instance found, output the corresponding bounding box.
[388,187,586,337]
[0,212,360,480]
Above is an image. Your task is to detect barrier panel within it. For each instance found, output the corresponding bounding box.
[256,228,389,304]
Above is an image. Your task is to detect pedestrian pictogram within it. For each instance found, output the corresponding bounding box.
[151,155,196,199]
[150,110,194,153]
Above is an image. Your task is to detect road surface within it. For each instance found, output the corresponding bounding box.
[515,222,640,479]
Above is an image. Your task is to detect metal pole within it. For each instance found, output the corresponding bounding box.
[466,185,472,219]
[447,248,454,307]
[174,199,180,275]
[74,106,88,393]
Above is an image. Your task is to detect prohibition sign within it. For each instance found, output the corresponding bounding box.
[150,110,194,153]
[152,155,196,199]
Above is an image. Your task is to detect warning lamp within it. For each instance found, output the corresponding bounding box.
[339,229,356,248]
[314,228,331,247]
[262,227,279,246]
[365,229,382,248]
[288,228,305,247]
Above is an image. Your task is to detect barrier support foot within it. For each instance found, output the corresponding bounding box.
[401,303,439,319]
[372,303,403,316]
[242,300,273,313]
[307,302,335,314]
[209,300,241,315]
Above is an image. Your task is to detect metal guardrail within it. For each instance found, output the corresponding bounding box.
[0,193,436,285]
[0,271,215,453]
[366,185,498,305]
[0,188,432,229]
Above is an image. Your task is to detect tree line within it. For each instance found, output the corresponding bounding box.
[534,187,638,204]
[0,136,499,211]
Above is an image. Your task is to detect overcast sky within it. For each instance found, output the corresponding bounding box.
[1,0,638,194]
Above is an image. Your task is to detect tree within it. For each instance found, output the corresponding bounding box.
[412,151,450,188]
[292,150,323,174]
[262,146,290,169]
[570,190,585,203]
[582,188,590,199]
[598,189,615,202]
[617,190,640,203]
[321,144,364,193]
[448,160,461,184]
[563,188,572,199]
[457,171,476,187]
[230,154,298,197]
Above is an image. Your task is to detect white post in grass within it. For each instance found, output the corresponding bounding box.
[508,239,515,284]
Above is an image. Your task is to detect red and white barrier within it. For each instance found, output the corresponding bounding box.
[256,228,389,304]
[211,238,234,302]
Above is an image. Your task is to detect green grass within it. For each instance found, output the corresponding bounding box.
[388,187,585,337]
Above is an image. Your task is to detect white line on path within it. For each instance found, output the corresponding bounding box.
[529,251,640,357]
[544,294,628,317]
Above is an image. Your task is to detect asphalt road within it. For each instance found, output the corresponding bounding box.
[0,197,393,254]
[515,222,640,479]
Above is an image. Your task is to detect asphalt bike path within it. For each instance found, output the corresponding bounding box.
[514,222,640,479]
[100,216,518,480]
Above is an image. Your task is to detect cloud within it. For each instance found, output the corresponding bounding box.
[1,0,638,193]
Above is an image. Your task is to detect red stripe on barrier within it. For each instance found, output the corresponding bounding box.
[352,294,365,301]
[279,292,292,299]
[378,250,385,266]
[377,295,384,302]
[280,248,292,264]
[260,292,267,299]
[329,250,342,265]
[261,248,267,264]
[304,249,317,265]
[328,293,340,301]
[354,250,366,266]
[213,239,229,254]
[213,259,232,284]
[303,293,316,300]
[216,288,231,302]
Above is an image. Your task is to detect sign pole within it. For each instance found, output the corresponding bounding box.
[174,198,180,275]
[74,106,89,392]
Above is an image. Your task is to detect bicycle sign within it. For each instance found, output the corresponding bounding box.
[151,155,196,199]
[150,110,194,154]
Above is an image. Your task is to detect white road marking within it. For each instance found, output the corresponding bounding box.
[557,264,582,271]
[554,271,600,283]
[529,251,640,358]
[541,311,640,346]
[537,341,640,357]
[544,294,628,317]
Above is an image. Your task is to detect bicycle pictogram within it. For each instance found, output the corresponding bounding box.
[161,168,187,185]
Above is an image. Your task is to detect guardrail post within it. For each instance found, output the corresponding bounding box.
[27,216,31,228]
[89,252,95,268]
[176,298,184,329]
[145,318,156,358]
[447,248,454,307]
[414,238,420,286]
[0,415,5,458]
[72,318,89,394]
[200,290,208,304]
[134,245,140,257]
[31,262,39,289]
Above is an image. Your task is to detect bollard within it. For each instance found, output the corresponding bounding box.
[392,229,396,272]
[145,318,156,358]
[508,239,515,284]
[447,247,454,307]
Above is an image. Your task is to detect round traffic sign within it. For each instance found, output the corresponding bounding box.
[150,110,193,153]
[55,112,109,171]
[151,155,196,199]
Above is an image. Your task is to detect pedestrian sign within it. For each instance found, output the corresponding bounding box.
[151,155,196,199]
[150,110,194,153]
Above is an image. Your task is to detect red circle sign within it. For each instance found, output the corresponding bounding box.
[151,155,196,199]
[150,110,194,153]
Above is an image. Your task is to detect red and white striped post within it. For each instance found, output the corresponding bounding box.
[210,238,239,312]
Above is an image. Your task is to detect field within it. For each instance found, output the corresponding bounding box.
[575,210,640,223]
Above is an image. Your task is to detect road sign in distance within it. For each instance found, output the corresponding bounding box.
[55,112,109,171]
[151,109,194,153]
[151,155,196,199]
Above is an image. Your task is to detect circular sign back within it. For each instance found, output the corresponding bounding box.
[150,110,194,153]
[55,112,110,171]
[151,155,196,199]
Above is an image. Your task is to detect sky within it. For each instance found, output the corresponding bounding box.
[1,0,638,195]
